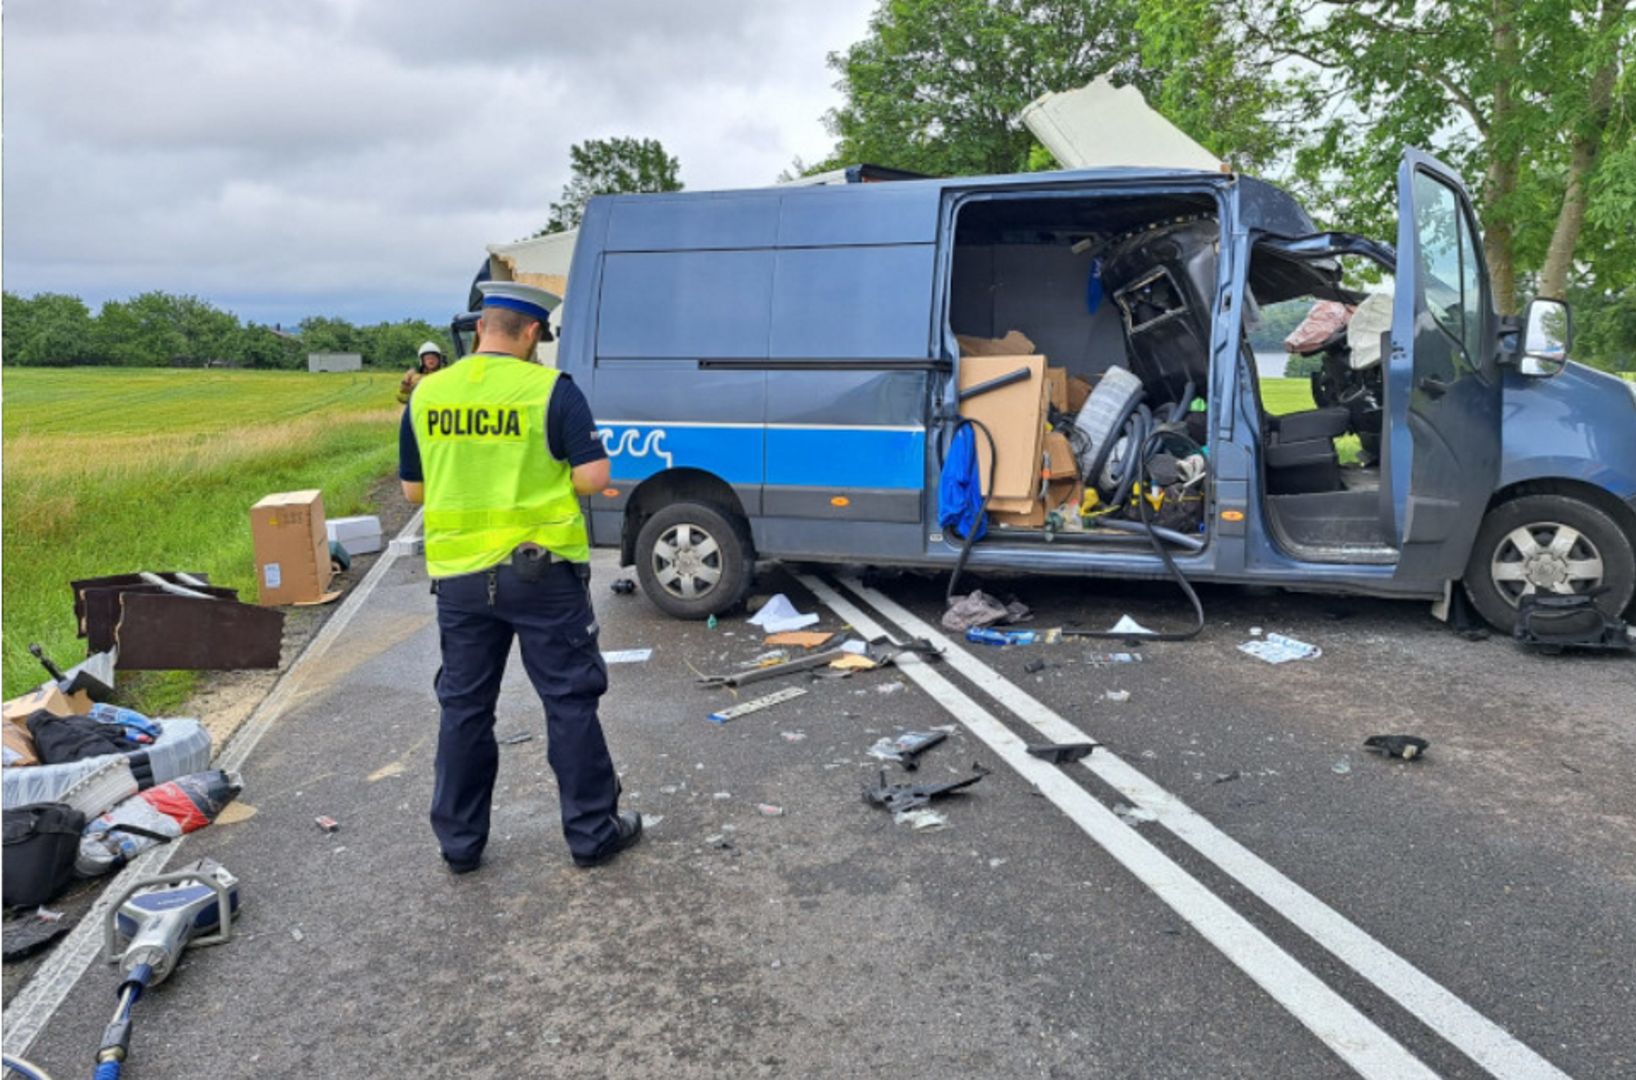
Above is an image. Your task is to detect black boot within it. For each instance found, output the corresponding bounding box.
[573,811,643,868]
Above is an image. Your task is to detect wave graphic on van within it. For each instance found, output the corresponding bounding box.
[598,426,674,470]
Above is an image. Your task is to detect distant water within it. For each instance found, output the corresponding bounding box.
[1254,350,1290,379]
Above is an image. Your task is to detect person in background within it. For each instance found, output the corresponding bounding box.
[398,341,446,404]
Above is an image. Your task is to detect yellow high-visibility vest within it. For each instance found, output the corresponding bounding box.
[410,354,589,577]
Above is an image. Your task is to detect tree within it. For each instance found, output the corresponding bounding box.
[821,0,1289,179]
[1221,0,1633,340]
[2,292,102,365]
[539,137,682,233]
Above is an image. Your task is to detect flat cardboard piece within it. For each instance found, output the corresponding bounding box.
[990,477,1080,530]
[2,683,93,723]
[958,355,1049,503]
[1043,430,1079,479]
[250,490,334,606]
[1045,367,1068,412]
[1067,376,1094,414]
[115,592,285,670]
[81,583,239,653]
[829,654,879,671]
[71,573,211,633]
[956,330,1036,357]
[763,631,836,649]
[3,721,40,766]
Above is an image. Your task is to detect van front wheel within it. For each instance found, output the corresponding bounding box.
[635,502,753,619]
[1462,494,1636,633]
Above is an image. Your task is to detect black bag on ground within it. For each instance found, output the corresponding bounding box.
[1513,590,1632,653]
[3,802,87,909]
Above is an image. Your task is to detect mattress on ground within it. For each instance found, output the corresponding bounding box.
[1,718,212,810]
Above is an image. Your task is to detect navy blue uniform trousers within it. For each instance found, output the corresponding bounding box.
[430,560,619,863]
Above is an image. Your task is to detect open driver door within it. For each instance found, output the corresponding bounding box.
[1383,149,1503,581]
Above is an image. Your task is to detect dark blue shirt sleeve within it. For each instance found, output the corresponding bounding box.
[547,375,607,466]
[398,407,422,482]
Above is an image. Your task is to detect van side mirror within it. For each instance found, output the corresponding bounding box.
[1519,297,1571,377]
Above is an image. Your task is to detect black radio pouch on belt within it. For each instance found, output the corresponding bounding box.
[1513,590,1631,653]
[512,544,550,584]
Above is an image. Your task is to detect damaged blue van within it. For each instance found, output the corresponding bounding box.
[466,149,1636,632]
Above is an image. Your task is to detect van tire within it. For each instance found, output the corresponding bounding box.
[1462,494,1636,633]
[634,502,753,620]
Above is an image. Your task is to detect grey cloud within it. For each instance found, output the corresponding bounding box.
[2,0,877,323]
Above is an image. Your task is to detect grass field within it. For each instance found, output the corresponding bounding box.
[1259,375,1362,463]
[2,367,402,707]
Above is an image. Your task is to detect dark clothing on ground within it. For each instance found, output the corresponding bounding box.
[26,711,138,765]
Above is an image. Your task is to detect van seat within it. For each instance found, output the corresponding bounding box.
[1266,406,1349,494]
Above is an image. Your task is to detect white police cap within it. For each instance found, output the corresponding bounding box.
[476,280,562,324]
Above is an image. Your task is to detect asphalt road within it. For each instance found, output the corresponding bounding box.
[11,548,1635,1079]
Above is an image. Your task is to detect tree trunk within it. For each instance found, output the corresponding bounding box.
[1540,139,1598,299]
[1538,1,1620,298]
[1484,0,1520,313]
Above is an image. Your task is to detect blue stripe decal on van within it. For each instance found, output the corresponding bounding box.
[595,422,924,490]
[596,423,763,485]
[765,427,923,489]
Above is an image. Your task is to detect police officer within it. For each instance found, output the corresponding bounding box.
[398,281,640,873]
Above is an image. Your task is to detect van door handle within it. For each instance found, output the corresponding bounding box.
[1418,375,1450,398]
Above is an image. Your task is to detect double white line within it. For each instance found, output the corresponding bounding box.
[800,572,1570,1080]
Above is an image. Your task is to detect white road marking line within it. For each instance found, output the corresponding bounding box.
[831,574,1572,1080]
[798,573,1439,1080]
[2,511,425,1062]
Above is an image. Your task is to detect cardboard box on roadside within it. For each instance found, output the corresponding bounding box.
[250,490,336,606]
[327,515,383,557]
[2,683,92,724]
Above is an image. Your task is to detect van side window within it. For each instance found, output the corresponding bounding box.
[1411,171,1485,368]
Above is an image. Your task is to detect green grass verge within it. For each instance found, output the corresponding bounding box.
[1258,375,1363,465]
[2,368,403,709]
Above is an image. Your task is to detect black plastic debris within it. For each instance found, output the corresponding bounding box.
[498,732,535,746]
[1363,735,1430,761]
[1026,742,1096,765]
[610,578,637,595]
[863,763,990,814]
[29,643,117,701]
[868,730,947,771]
[1513,591,1630,653]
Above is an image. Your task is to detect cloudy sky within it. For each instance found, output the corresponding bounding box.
[2,0,878,326]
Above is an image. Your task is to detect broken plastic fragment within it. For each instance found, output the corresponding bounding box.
[894,808,948,831]
[1109,615,1156,636]
[1238,633,1321,664]
[756,803,785,817]
[1104,689,1130,703]
[748,593,819,634]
